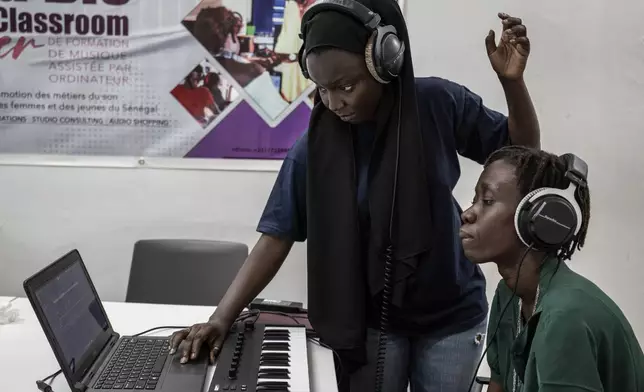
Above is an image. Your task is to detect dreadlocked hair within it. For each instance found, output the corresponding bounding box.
[485,145,591,261]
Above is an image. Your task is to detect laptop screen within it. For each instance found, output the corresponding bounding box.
[33,256,110,374]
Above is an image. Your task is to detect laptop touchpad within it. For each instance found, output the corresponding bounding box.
[168,352,208,375]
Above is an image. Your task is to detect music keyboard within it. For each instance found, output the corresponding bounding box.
[209,323,311,392]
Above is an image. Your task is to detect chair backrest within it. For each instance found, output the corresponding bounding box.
[125,239,248,306]
[471,376,490,392]
[471,383,485,392]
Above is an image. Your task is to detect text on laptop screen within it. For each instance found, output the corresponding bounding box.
[35,260,109,372]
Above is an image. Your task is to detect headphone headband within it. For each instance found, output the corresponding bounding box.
[560,153,588,188]
[298,0,405,83]
[301,0,382,32]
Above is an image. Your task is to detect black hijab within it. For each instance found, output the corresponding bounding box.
[303,0,433,369]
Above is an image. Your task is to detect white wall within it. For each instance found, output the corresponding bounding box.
[405,0,644,340]
[2,0,644,346]
[0,160,307,307]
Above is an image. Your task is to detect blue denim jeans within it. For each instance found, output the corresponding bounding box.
[341,320,487,392]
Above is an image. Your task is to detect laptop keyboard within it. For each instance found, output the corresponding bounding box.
[94,337,170,390]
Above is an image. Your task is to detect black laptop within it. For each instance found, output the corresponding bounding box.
[23,249,209,392]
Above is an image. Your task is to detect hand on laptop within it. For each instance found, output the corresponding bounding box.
[169,318,229,364]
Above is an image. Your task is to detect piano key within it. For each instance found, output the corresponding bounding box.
[271,327,311,392]
[264,328,290,333]
[259,368,290,376]
[263,333,290,339]
[262,343,290,351]
[258,374,290,380]
[260,353,290,360]
[263,334,290,341]
[214,326,311,392]
[263,332,290,338]
[258,381,290,387]
[260,359,290,367]
[260,357,290,363]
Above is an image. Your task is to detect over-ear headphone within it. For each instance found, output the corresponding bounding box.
[298,0,405,84]
[514,153,589,251]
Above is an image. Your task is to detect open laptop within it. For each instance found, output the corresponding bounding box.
[23,249,209,392]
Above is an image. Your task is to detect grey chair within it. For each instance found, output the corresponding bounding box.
[125,239,248,307]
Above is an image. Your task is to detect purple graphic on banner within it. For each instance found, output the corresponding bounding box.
[186,100,311,159]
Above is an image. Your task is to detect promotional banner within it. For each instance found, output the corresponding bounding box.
[0,0,317,159]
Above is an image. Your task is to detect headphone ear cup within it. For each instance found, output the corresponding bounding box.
[515,204,532,248]
[377,26,405,80]
[298,44,309,79]
[515,188,579,251]
[365,32,388,84]
[515,189,539,248]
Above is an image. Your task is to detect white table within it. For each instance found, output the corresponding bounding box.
[0,296,338,392]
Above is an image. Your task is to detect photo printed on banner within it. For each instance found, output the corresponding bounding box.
[181,0,315,123]
[170,59,240,129]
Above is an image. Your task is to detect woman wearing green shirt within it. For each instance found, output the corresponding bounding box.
[460,145,644,392]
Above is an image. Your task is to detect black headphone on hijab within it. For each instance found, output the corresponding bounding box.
[514,153,588,251]
[298,0,405,84]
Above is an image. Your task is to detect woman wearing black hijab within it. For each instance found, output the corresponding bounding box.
[171,0,540,390]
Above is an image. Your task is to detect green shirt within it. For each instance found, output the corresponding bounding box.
[487,258,644,392]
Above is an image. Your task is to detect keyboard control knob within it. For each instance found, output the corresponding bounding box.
[228,368,236,379]
[244,320,255,331]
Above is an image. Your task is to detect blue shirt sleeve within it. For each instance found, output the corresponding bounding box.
[417,77,510,165]
[256,134,308,242]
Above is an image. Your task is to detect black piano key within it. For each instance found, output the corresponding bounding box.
[260,359,290,366]
[256,387,289,392]
[263,335,290,341]
[260,353,289,359]
[259,367,290,372]
[260,355,290,360]
[262,343,290,351]
[263,331,290,337]
[258,372,290,379]
[257,381,290,388]
[260,357,289,362]
[260,358,289,363]
[257,371,291,380]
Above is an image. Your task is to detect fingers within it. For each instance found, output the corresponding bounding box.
[498,13,527,38]
[209,347,217,365]
[513,36,530,54]
[189,329,208,361]
[510,24,527,37]
[512,36,530,46]
[498,12,522,26]
[170,323,226,365]
[178,327,198,363]
[169,328,189,355]
[501,25,528,44]
[485,30,497,56]
[209,335,227,364]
